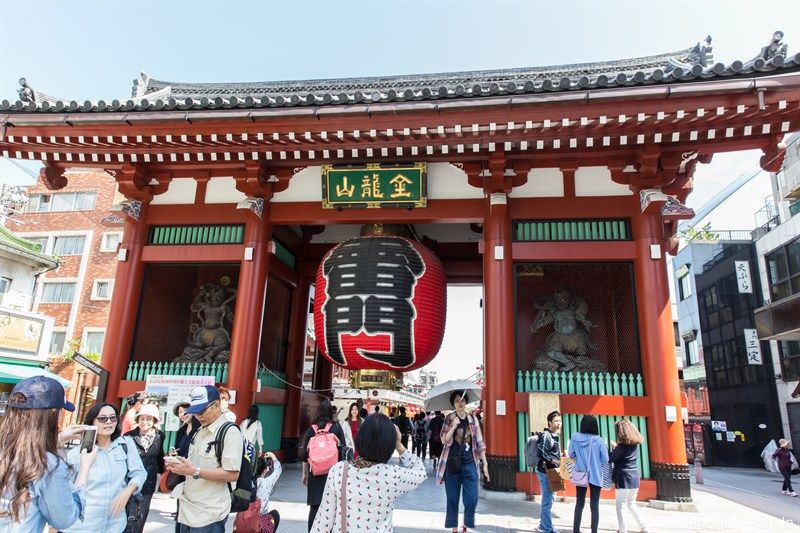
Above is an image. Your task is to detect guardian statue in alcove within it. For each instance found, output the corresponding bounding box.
[531,287,605,373]
[175,281,236,363]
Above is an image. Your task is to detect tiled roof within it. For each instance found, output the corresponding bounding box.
[0,225,59,267]
[3,33,797,113]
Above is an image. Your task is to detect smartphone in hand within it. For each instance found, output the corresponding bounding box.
[80,427,97,453]
[164,455,181,464]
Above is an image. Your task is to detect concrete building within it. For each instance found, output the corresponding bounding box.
[753,132,800,450]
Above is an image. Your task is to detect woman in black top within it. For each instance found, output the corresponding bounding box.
[300,398,346,531]
[123,404,165,533]
[608,419,648,533]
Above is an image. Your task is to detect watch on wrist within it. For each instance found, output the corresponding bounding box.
[192,468,201,480]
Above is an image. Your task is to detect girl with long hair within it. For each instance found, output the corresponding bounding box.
[299,398,345,531]
[239,404,264,455]
[0,376,95,532]
[340,402,363,458]
[609,419,648,533]
[568,414,609,533]
[63,402,146,533]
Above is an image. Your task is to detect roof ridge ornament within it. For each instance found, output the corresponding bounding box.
[665,36,713,74]
[744,31,788,70]
[18,78,34,103]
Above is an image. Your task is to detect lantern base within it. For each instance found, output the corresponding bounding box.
[349,369,404,390]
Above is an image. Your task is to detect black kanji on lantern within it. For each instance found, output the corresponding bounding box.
[322,237,425,368]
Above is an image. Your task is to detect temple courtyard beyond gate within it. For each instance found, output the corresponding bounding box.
[142,462,800,533]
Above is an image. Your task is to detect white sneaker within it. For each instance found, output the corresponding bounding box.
[790,491,798,497]
[783,490,789,495]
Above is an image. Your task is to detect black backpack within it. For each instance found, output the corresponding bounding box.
[208,422,257,512]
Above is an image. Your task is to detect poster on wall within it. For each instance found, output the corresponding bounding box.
[0,310,44,356]
[145,374,215,431]
[711,420,727,432]
[726,431,736,442]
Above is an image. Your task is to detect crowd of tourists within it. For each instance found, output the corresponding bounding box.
[2,375,798,533]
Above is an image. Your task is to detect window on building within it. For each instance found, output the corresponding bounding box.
[678,274,692,300]
[49,331,67,355]
[685,339,698,365]
[766,238,800,302]
[53,236,86,256]
[779,341,800,382]
[41,282,76,303]
[27,192,96,213]
[92,280,112,300]
[84,331,105,355]
[0,277,10,294]
[100,232,122,252]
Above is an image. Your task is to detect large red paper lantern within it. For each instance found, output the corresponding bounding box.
[313,235,446,371]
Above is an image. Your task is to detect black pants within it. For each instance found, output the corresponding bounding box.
[573,483,601,533]
[418,438,427,459]
[781,467,794,492]
[412,439,421,456]
[133,493,154,533]
[308,504,319,531]
[401,435,409,449]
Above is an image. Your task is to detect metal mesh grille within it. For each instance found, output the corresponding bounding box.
[131,264,240,362]
[515,262,641,375]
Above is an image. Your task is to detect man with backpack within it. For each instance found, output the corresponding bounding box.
[525,410,562,533]
[166,385,245,533]
[393,406,414,448]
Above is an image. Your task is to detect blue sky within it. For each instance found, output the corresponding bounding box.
[1,1,797,380]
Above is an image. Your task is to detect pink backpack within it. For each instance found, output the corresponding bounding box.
[308,423,340,475]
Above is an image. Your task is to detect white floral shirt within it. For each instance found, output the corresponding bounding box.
[310,451,426,533]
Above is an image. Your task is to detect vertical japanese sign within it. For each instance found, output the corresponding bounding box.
[145,374,215,431]
[322,163,426,209]
[743,328,762,365]
[735,261,753,294]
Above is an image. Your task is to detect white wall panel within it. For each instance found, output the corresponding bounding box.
[151,177,196,205]
[575,166,633,196]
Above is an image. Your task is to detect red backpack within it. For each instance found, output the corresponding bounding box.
[307,423,340,475]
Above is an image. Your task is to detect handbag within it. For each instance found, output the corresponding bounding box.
[233,498,262,533]
[546,467,565,492]
[339,463,349,533]
[119,441,143,533]
[602,462,613,489]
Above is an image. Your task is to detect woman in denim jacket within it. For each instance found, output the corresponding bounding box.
[64,402,146,533]
[0,376,95,533]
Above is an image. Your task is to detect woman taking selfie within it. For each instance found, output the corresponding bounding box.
[124,404,166,533]
[0,376,95,532]
[310,414,426,532]
[64,402,146,533]
[435,391,490,532]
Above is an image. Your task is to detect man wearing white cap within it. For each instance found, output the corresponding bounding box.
[166,385,243,532]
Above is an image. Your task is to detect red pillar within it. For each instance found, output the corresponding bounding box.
[632,209,691,501]
[482,191,518,491]
[102,203,149,403]
[281,274,311,461]
[227,211,272,422]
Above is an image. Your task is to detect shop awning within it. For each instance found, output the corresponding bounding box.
[0,363,70,387]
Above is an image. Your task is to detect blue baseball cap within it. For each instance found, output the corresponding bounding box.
[10,375,75,412]
[185,385,220,414]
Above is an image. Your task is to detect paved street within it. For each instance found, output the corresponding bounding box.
[689,464,800,522]
[143,460,800,532]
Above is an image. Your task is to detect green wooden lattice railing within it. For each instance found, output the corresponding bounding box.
[126,361,229,382]
[516,370,644,397]
[257,403,285,452]
[516,413,650,478]
[514,219,630,241]
[149,224,245,245]
[257,368,287,389]
[272,240,296,270]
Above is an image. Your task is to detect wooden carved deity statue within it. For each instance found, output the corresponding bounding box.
[175,281,236,363]
[531,287,606,373]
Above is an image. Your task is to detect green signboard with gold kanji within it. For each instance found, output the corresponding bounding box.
[321,163,426,209]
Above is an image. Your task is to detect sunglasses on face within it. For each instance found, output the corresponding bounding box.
[95,415,118,424]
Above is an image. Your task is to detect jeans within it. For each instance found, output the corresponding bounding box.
[536,470,555,533]
[615,488,646,533]
[573,483,601,533]
[444,460,478,528]
[780,467,794,492]
[177,517,227,533]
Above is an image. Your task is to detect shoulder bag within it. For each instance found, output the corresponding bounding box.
[119,440,144,533]
[339,462,349,533]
